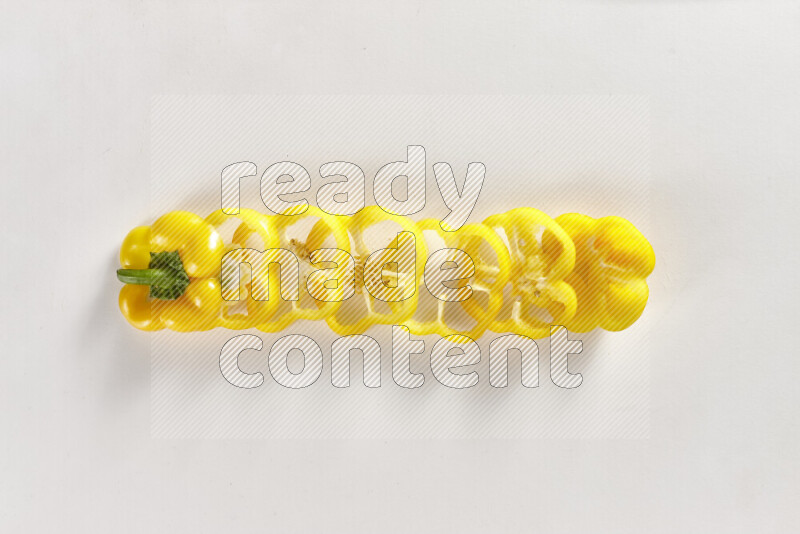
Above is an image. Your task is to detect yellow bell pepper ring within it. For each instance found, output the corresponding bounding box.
[205,208,283,329]
[482,207,578,339]
[303,205,428,336]
[554,213,656,333]
[249,205,352,333]
[404,218,510,342]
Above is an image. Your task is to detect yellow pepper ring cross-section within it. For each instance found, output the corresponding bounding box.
[116,207,655,337]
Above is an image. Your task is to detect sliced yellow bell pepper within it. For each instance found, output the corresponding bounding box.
[116,207,655,337]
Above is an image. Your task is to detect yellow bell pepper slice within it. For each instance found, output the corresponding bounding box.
[205,208,281,329]
[482,207,577,339]
[555,213,655,332]
[252,206,350,333]
[404,219,510,342]
[117,211,226,331]
[308,205,428,336]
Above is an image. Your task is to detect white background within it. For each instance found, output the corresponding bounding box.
[1,1,798,532]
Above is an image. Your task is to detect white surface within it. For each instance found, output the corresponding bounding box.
[1,1,798,532]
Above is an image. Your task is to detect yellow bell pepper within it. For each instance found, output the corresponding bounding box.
[554,213,655,332]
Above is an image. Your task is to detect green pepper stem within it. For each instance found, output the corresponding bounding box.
[116,250,191,300]
[116,268,173,286]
